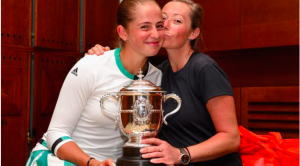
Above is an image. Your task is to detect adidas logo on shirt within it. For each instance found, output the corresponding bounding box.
[71,67,78,76]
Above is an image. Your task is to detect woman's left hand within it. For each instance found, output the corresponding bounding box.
[140,138,181,165]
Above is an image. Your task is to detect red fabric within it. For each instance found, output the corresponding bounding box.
[238,126,299,166]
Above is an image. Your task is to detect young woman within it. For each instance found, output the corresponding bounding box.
[87,0,242,165]
[26,0,164,166]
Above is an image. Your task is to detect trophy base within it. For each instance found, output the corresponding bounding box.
[116,147,165,166]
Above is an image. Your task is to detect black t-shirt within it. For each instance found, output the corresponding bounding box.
[157,52,242,166]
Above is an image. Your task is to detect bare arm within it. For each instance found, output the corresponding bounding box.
[85,44,110,56]
[140,95,240,164]
[187,95,240,162]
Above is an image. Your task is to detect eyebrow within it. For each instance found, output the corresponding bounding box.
[162,12,183,17]
[157,21,164,24]
[137,22,152,26]
[137,21,164,26]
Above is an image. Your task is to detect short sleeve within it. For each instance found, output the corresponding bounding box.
[198,63,234,104]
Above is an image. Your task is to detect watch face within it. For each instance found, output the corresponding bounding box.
[182,154,190,164]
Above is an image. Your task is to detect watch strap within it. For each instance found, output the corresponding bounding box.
[179,148,187,155]
[179,148,191,165]
[184,147,191,160]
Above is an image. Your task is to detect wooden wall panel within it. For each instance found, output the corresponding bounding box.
[35,0,80,51]
[1,0,32,46]
[196,0,240,51]
[210,45,299,87]
[156,0,170,8]
[241,0,299,48]
[33,52,79,144]
[241,86,299,138]
[1,49,30,166]
[84,0,119,52]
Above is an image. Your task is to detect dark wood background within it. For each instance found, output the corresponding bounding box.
[1,0,299,165]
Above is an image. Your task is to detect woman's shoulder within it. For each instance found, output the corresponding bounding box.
[187,51,223,75]
[83,49,116,61]
[69,49,118,79]
[190,52,217,67]
[79,49,117,67]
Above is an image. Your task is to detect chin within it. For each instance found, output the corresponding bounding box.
[147,52,159,57]
[148,47,161,53]
[146,50,159,57]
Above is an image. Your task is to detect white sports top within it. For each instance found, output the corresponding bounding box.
[36,48,162,162]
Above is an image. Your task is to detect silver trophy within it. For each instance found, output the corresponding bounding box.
[100,70,181,151]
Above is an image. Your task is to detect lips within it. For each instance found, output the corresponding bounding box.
[145,41,160,47]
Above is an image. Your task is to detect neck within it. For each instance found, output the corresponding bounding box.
[120,46,148,75]
[166,44,193,72]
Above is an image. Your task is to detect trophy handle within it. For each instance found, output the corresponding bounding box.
[163,94,181,125]
[100,93,119,124]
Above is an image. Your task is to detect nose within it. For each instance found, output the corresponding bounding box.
[151,27,160,39]
[163,19,169,30]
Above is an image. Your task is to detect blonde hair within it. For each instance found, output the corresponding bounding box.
[171,0,204,52]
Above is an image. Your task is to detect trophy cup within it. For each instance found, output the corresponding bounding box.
[100,70,181,166]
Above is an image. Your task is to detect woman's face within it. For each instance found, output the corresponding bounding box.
[162,2,193,49]
[124,2,164,57]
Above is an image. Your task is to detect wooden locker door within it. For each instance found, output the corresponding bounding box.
[241,86,299,138]
[1,0,32,46]
[195,0,240,51]
[35,0,80,51]
[1,49,31,166]
[84,0,119,51]
[32,52,79,145]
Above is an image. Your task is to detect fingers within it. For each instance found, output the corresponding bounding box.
[140,145,165,160]
[86,44,108,56]
[103,46,110,51]
[87,49,95,55]
[91,46,102,55]
[94,44,107,55]
[150,158,166,164]
[140,141,179,165]
[140,146,162,153]
[142,150,164,159]
[141,137,163,145]
[99,158,115,166]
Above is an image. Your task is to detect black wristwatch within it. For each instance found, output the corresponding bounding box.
[179,148,191,165]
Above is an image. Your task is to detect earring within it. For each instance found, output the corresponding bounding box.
[189,38,192,41]
[124,39,127,42]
